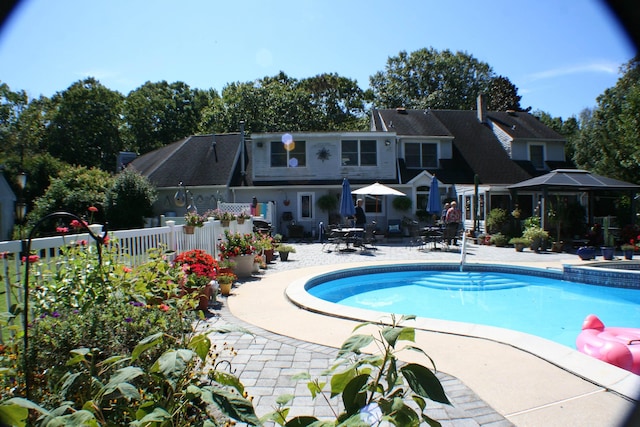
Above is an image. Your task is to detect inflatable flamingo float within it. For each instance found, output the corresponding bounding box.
[576,314,640,375]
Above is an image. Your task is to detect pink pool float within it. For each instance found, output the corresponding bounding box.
[576,314,640,375]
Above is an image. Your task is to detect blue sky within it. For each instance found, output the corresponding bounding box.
[0,0,635,119]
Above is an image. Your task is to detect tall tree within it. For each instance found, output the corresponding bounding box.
[573,56,640,183]
[369,48,495,110]
[46,78,124,171]
[486,76,528,111]
[124,81,213,154]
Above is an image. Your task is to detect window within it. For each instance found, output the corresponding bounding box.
[271,140,306,167]
[341,140,377,166]
[529,144,545,169]
[298,193,314,220]
[405,143,437,168]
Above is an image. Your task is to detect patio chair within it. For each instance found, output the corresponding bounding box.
[385,219,403,241]
[322,225,344,252]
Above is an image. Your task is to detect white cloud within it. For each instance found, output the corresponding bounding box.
[525,61,620,81]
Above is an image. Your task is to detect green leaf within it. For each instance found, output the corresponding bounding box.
[210,386,262,425]
[276,394,295,405]
[402,345,437,370]
[307,380,325,399]
[330,367,357,397]
[151,349,194,388]
[338,334,373,357]
[131,332,163,362]
[0,402,29,427]
[342,374,369,415]
[189,333,211,361]
[133,407,171,425]
[103,366,144,395]
[400,363,450,404]
[116,382,142,400]
[285,416,320,426]
[213,370,245,395]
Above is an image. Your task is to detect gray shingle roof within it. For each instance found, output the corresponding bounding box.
[128,133,251,188]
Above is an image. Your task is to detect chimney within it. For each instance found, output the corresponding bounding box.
[477,93,487,123]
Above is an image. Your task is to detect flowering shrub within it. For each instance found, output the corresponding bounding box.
[184,211,206,227]
[218,231,256,259]
[173,249,218,288]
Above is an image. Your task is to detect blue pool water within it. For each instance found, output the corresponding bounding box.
[308,270,640,348]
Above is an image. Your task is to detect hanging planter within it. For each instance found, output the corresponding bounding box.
[184,225,195,234]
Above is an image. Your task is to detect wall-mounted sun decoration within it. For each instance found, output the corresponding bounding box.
[316,146,331,162]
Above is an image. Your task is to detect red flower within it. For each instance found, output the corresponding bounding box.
[21,255,40,263]
[102,235,110,244]
[56,226,69,233]
[158,304,170,312]
[88,206,98,213]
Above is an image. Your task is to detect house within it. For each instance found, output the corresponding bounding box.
[130,95,574,237]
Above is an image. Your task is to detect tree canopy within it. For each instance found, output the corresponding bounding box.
[572,56,640,183]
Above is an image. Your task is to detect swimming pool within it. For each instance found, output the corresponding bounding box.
[304,265,640,349]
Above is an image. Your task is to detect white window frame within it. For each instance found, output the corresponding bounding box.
[405,142,438,168]
[340,139,378,166]
[270,140,307,168]
[297,192,315,221]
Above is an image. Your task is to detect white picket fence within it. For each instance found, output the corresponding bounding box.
[0,218,255,319]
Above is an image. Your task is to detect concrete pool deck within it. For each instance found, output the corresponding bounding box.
[224,241,640,426]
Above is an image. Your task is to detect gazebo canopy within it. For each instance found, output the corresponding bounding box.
[507,169,640,192]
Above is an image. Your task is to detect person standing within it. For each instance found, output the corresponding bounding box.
[445,201,461,245]
[440,202,450,225]
[354,199,366,228]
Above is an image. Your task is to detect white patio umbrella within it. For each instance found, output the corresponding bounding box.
[352,182,405,223]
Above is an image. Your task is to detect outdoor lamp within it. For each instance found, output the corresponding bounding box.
[15,171,27,223]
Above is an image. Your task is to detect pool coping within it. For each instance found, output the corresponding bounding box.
[285,260,640,400]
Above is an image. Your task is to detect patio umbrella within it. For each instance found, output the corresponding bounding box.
[339,178,355,222]
[426,176,441,214]
[352,182,405,224]
[446,184,458,203]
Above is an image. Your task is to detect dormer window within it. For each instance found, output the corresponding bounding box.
[341,140,377,166]
[405,142,438,168]
[529,144,545,169]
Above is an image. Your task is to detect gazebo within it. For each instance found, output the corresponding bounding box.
[507,169,639,230]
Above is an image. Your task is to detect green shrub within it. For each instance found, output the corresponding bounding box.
[485,208,509,234]
[392,195,412,211]
[489,232,508,246]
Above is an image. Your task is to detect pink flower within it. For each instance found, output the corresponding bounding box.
[21,255,40,263]
[88,206,98,213]
[56,226,69,233]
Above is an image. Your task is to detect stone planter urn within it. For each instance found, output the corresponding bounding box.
[577,246,596,260]
[232,254,254,278]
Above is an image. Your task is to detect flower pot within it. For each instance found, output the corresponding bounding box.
[237,218,245,225]
[624,250,634,260]
[232,254,254,278]
[263,249,275,263]
[279,251,290,261]
[184,225,195,234]
[601,246,615,260]
[252,261,260,273]
[219,281,232,296]
[196,282,215,310]
[577,246,596,260]
[514,243,525,252]
[221,220,230,227]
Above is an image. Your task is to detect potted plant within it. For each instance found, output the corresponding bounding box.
[173,249,217,310]
[621,242,636,260]
[184,211,205,234]
[236,211,251,225]
[522,226,549,253]
[220,211,236,227]
[275,244,296,261]
[216,272,236,296]
[255,232,275,263]
[489,232,508,247]
[508,237,531,252]
[217,231,256,277]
